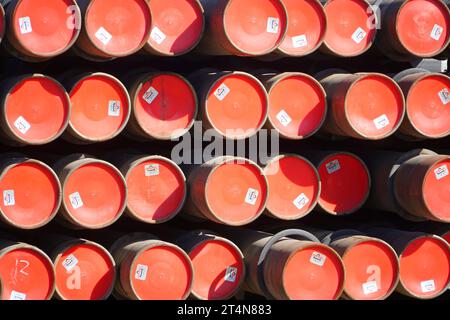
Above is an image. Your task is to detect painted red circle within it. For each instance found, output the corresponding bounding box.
[54,243,115,300]
[134,74,196,139]
[63,162,126,227]
[282,244,344,300]
[12,0,79,56]
[323,0,376,56]
[317,154,370,215]
[406,74,450,138]
[85,0,151,56]
[268,74,326,138]
[130,245,192,300]
[205,160,267,225]
[399,237,450,298]
[189,239,244,300]
[396,0,450,56]
[69,75,129,141]
[0,248,54,300]
[126,158,186,223]
[0,162,59,228]
[264,156,320,219]
[5,76,69,143]
[278,0,326,55]
[342,240,398,300]
[346,75,405,139]
[223,0,286,55]
[423,159,450,221]
[206,74,267,139]
[147,0,204,55]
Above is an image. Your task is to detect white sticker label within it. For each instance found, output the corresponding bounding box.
[326,160,341,174]
[438,88,450,105]
[18,17,32,34]
[95,27,112,45]
[430,24,444,41]
[362,281,379,295]
[373,114,390,130]
[434,165,449,180]
[150,26,167,45]
[292,34,308,48]
[293,193,310,210]
[62,254,79,272]
[420,280,436,293]
[276,110,292,127]
[310,252,326,267]
[108,100,121,117]
[3,190,15,207]
[245,188,259,205]
[135,264,148,281]
[441,60,448,73]
[266,17,280,34]
[14,116,31,134]
[143,87,159,105]
[351,27,367,44]
[214,83,231,101]
[144,164,160,177]
[69,192,83,210]
[224,266,238,283]
[10,290,26,300]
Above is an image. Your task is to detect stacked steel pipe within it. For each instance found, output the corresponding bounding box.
[0,0,448,302]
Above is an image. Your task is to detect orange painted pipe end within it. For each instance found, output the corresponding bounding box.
[345,74,405,140]
[129,244,193,300]
[342,240,399,300]
[323,0,376,57]
[69,73,130,142]
[422,158,450,222]
[320,73,405,140]
[84,0,152,57]
[0,161,61,229]
[278,0,326,56]
[125,157,186,224]
[5,75,70,145]
[54,242,115,300]
[395,0,450,57]
[188,238,244,300]
[206,73,268,140]
[267,73,327,139]
[222,0,287,55]
[63,161,126,229]
[317,153,371,215]
[405,74,450,138]
[399,236,450,299]
[282,244,345,300]
[146,0,204,56]
[205,159,268,225]
[0,246,55,300]
[133,73,197,140]
[10,0,80,57]
[264,155,320,220]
